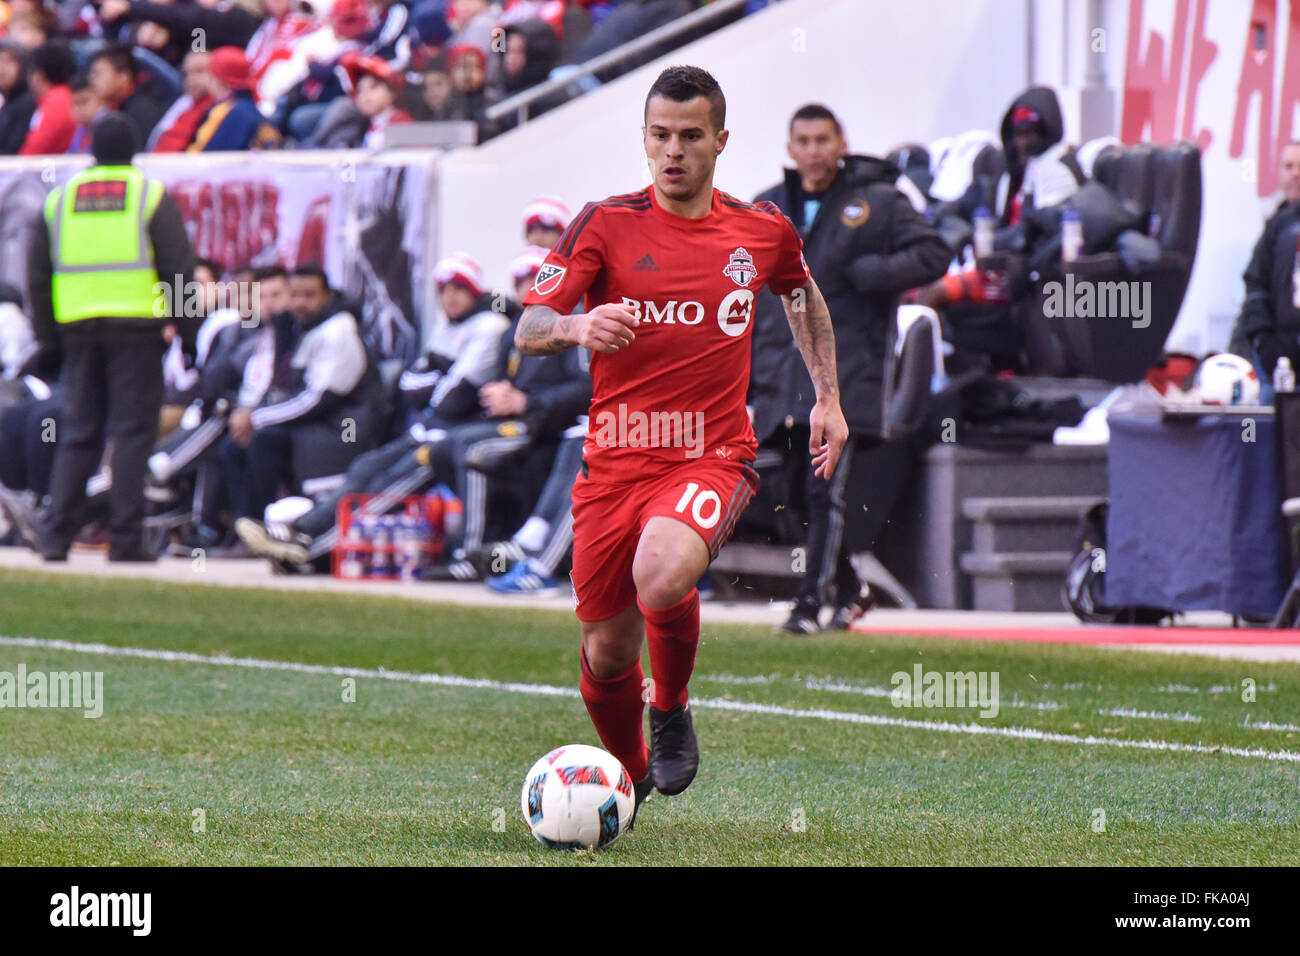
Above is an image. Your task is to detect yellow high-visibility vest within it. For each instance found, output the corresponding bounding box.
[44,164,165,323]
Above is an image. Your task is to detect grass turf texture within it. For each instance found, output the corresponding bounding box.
[1,568,1298,865]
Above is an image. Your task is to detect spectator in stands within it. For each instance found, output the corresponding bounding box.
[403,54,454,121]
[521,194,568,249]
[246,0,317,106]
[557,0,689,78]
[0,41,36,154]
[446,42,490,138]
[233,251,516,569]
[221,264,382,527]
[447,0,500,55]
[188,46,282,151]
[269,0,371,142]
[1231,141,1300,384]
[491,17,562,129]
[65,72,107,154]
[6,10,46,49]
[750,104,950,633]
[304,50,410,147]
[99,0,261,57]
[19,39,75,155]
[361,0,411,71]
[347,52,411,146]
[148,50,214,151]
[87,43,170,148]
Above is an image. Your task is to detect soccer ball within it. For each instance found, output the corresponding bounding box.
[1196,353,1260,405]
[520,744,635,850]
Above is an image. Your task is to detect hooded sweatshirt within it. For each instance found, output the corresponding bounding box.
[995,85,1083,225]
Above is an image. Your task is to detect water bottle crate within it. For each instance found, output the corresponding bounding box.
[331,492,454,581]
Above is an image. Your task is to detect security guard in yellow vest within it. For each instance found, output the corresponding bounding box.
[27,113,197,561]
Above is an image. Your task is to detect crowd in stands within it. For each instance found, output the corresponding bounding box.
[0,0,754,152]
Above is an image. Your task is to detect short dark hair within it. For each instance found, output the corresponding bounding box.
[252,265,289,282]
[89,43,137,79]
[69,71,91,94]
[195,257,221,279]
[422,56,447,75]
[789,104,842,138]
[291,263,330,290]
[644,65,725,132]
[31,40,76,87]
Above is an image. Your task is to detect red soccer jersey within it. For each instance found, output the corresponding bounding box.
[523,184,809,474]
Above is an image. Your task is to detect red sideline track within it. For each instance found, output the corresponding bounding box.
[848,623,1300,646]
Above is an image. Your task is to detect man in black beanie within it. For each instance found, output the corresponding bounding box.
[19,112,197,561]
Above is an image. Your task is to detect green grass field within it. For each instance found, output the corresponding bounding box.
[1,568,1298,865]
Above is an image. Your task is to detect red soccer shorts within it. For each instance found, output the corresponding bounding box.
[569,456,760,622]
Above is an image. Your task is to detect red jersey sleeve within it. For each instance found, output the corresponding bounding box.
[522,201,605,314]
[761,202,811,296]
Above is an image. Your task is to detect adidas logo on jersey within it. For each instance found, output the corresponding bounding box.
[633,253,659,271]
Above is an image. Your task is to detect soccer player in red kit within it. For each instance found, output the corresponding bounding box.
[516,66,847,822]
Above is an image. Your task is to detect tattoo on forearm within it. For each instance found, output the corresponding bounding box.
[785,281,839,400]
[516,305,574,355]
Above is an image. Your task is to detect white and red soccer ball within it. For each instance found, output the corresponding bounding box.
[520,744,635,850]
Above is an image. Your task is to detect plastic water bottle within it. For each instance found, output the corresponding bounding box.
[1061,205,1083,263]
[340,521,366,579]
[1275,356,1296,394]
[973,206,995,259]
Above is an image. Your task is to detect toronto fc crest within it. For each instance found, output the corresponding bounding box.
[722,247,757,287]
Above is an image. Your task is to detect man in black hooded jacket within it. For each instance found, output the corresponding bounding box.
[750,104,950,633]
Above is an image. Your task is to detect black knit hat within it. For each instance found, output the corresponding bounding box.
[90,112,138,166]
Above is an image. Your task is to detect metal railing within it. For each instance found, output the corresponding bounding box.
[485,0,768,129]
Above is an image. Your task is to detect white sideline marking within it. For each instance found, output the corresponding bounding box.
[1100,707,1203,723]
[4,635,1300,764]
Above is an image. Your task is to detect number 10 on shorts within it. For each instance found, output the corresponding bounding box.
[674,482,722,529]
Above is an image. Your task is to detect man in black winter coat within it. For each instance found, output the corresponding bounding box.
[1230,141,1300,382]
[750,104,950,633]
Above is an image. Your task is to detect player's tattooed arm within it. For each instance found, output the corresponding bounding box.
[782,277,848,480]
[516,305,577,355]
[781,277,839,401]
[516,303,638,355]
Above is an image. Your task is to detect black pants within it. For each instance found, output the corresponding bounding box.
[223,416,368,523]
[46,332,163,555]
[793,426,918,607]
[0,394,64,497]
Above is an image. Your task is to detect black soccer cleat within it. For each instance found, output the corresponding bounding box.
[626,774,654,832]
[826,587,878,631]
[649,703,699,796]
[776,599,821,635]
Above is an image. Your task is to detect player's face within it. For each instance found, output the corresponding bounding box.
[787,118,845,191]
[1280,144,1300,202]
[643,95,727,204]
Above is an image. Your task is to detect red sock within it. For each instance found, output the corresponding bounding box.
[638,588,700,711]
[579,648,649,781]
